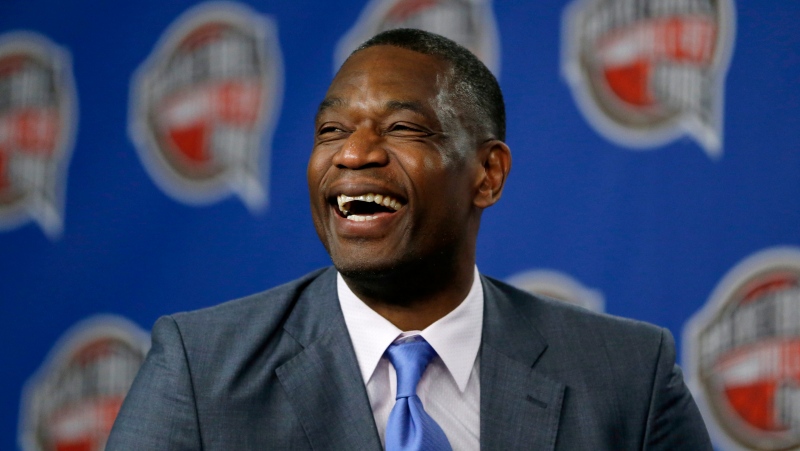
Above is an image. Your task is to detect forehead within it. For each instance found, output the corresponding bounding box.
[322,46,452,114]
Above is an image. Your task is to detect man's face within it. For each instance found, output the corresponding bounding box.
[308,45,482,277]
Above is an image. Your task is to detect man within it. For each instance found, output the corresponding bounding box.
[108,29,711,450]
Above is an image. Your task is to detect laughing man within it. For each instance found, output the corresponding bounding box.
[108,28,711,450]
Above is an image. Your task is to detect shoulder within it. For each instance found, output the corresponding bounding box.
[484,275,712,448]
[481,273,671,392]
[482,274,665,348]
[153,267,334,357]
[482,277,683,435]
[170,267,331,328]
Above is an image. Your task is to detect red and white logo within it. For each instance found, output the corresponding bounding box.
[19,315,149,451]
[507,269,604,312]
[0,32,77,238]
[130,2,283,211]
[335,0,500,75]
[684,247,800,450]
[562,0,735,157]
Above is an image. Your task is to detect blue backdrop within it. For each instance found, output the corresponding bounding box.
[2,1,799,450]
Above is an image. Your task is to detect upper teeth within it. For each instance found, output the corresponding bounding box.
[337,193,402,216]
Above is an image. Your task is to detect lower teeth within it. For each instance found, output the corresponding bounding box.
[347,215,377,222]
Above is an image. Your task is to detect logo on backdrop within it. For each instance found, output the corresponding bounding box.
[19,315,149,451]
[562,0,735,157]
[130,1,283,211]
[507,269,605,312]
[684,247,800,450]
[335,0,500,75]
[0,32,77,239]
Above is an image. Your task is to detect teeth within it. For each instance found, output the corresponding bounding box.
[346,214,379,222]
[336,192,403,216]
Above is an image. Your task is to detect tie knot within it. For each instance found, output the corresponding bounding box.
[385,337,438,399]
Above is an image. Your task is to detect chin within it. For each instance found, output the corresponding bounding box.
[331,255,399,281]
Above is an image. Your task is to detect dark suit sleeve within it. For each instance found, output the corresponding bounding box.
[643,328,712,450]
[106,315,201,450]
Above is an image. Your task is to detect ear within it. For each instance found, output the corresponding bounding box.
[473,139,511,209]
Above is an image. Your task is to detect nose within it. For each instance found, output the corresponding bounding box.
[331,128,389,169]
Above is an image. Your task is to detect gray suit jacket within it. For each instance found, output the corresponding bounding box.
[107,267,711,450]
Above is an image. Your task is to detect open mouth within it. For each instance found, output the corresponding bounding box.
[334,193,404,222]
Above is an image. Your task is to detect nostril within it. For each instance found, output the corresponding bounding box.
[336,161,385,170]
[331,133,389,169]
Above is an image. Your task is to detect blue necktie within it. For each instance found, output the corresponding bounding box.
[384,337,452,451]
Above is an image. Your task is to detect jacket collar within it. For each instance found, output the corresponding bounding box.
[275,269,565,451]
[276,268,382,450]
[480,274,565,451]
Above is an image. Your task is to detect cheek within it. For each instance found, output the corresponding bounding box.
[402,149,470,192]
[307,151,329,193]
[306,156,332,230]
[422,153,471,190]
[411,145,459,174]
[401,156,450,198]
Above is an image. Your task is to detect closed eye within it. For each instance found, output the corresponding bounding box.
[386,123,433,137]
[319,125,345,134]
[317,125,350,142]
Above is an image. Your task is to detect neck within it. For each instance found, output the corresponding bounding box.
[341,253,475,331]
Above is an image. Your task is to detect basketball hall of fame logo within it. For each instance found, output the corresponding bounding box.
[0,32,77,239]
[335,0,500,75]
[684,247,800,450]
[562,0,735,157]
[19,315,149,451]
[507,268,605,313]
[130,1,283,211]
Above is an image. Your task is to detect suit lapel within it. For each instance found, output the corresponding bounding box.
[276,269,382,451]
[480,276,565,451]
[273,270,565,450]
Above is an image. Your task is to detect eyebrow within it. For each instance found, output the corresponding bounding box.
[385,100,427,116]
[314,98,432,123]
[315,97,344,123]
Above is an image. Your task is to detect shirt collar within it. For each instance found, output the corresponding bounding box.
[338,267,484,393]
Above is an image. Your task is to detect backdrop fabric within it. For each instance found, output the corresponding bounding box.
[2,1,799,450]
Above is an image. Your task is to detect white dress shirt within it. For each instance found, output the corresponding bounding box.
[338,267,483,451]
